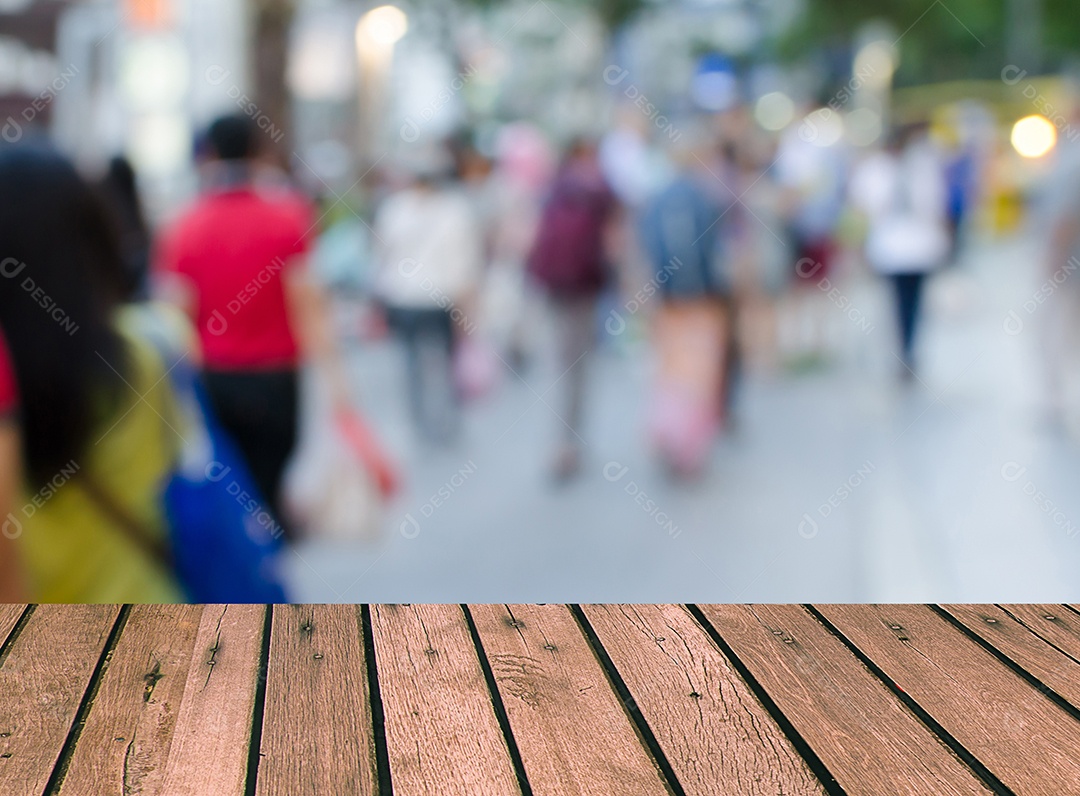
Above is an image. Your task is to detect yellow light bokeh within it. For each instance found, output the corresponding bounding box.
[356,5,408,49]
[1011,114,1057,158]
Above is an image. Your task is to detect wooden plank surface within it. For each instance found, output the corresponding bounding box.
[371,604,520,796]
[582,604,825,795]
[470,603,671,796]
[157,604,266,796]
[0,604,120,796]
[941,604,1080,710]
[256,604,377,796]
[819,604,1080,793]
[697,605,991,795]
[0,604,25,649]
[54,604,203,796]
[998,604,1080,662]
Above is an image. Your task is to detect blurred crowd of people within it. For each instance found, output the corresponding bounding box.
[2,86,1067,602]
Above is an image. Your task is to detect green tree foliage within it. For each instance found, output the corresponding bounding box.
[780,0,1080,85]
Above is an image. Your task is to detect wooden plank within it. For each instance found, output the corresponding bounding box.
[999,604,1080,662]
[470,604,670,795]
[697,605,991,795]
[256,605,377,796]
[941,604,1080,710]
[582,604,825,794]
[0,604,26,649]
[157,604,266,796]
[54,604,203,796]
[371,604,519,796]
[0,604,120,796]
[819,604,1080,793]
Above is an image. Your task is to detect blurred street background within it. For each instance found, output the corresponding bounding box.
[4,0,1080,602]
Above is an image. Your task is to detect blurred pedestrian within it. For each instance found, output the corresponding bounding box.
[850,125,950,378]
[0,144,183,601]
[485,122,554,370]
[156,114,333,536]
[776,109,849,364]
[526,138,619,480]
[98,154,152,300]
[373,144,484,444]
[640,130,732,477]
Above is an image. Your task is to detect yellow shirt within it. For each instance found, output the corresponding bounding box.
[15,310,184,602]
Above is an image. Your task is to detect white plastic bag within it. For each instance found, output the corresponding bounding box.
[282,368,383,543]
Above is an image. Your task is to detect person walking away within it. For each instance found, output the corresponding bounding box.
[0,144,184,602]
[156,114,336,538]
[373,145,484,444]
[640,132,732,477]
[850,126,950,379]
[775,111,849,365]
[526,138,619,481]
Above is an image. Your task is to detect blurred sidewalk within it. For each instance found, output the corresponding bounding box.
[288,232,1080,602]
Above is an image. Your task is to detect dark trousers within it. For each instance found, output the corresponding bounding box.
[386,307,459,442]
[203,368,299,537]
[890,272,927,367]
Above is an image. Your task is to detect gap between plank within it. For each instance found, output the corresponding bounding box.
[930,605,1080,723]
[995,605,1080,668]
[568,605,686,796]
[0,604,35,667]
[43,604,132,796]
[244,604,274,796]
[460,604,535,796]
[804,605,1015,796]
[686,605,847,796]
[360,605,394,796]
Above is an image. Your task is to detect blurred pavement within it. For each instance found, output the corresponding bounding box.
[288,232,1080,602]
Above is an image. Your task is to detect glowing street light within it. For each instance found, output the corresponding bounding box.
[355,5,408,160]
[356,5,408,50]
[1011,114,1056,158]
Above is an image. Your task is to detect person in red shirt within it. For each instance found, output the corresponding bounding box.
[156,114,339,536]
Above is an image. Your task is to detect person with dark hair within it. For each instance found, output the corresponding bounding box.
[850,125,949,378]
[373,144,483,444]
[526,138,618,481]
[155,113,333,535]
[0,143,183,601]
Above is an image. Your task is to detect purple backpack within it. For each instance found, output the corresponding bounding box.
[527,166,615,294]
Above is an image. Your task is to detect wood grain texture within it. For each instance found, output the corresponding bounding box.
[371,604,520,796]
[470,604,670,796]
[157,604,266,796]
[0,604,120,796]
[697,605,991,795]
[54,604,203,796]
[819,604,1080,793]
[941,604,1080,710]
[999,604,1080,662]
[0,604,25,649]
[256,604,377,796]
[582,604,825,795]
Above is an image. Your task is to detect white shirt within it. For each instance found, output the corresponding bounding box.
[850,143,949,274]
[374,186,483,308]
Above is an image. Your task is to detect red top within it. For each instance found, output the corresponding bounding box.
[0,329,18,415]
[157,186,316,371]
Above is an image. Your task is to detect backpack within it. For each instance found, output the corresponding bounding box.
[527,168,613,294]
